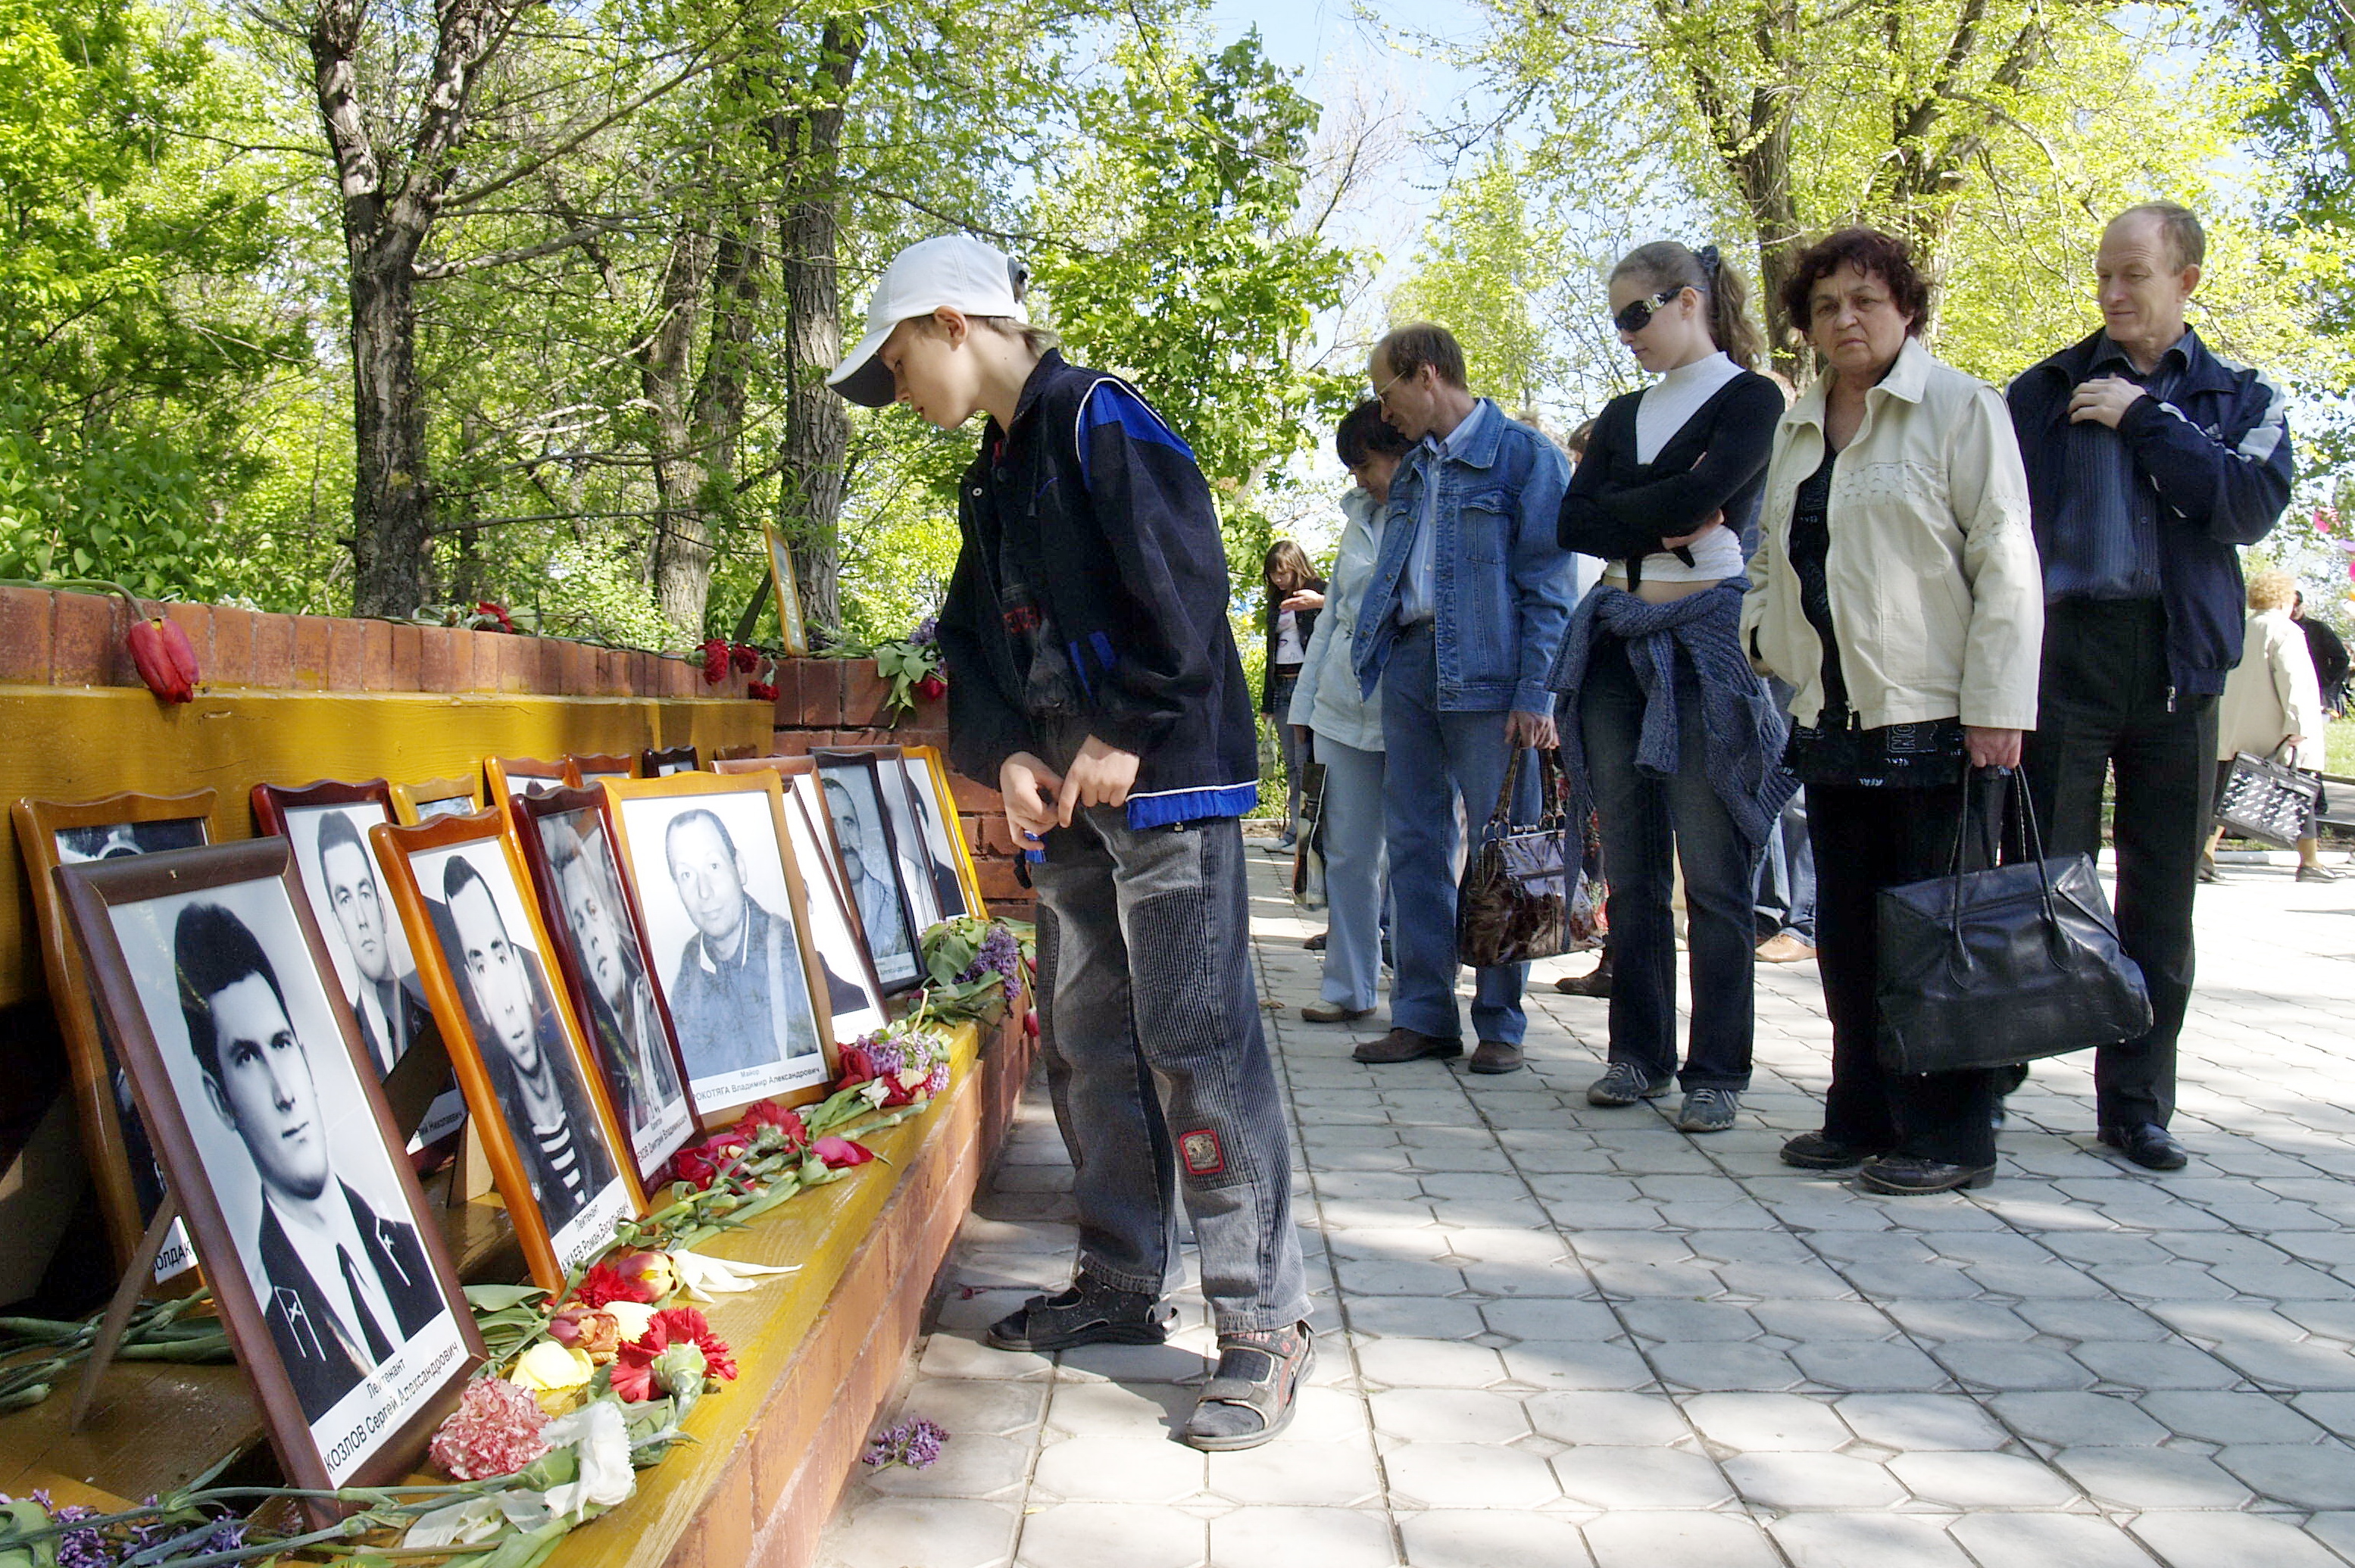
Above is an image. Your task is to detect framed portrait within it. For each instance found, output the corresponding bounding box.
[601,773,836,1114]
[389,776,483,826]
[565,753,637,786]
[55,839,483,1493]
[894,749,974,920]
[641,745,699,778]
[710,757,887,1042]
[251,782,468,1170]
[373,812,643,1286]
[811,751,923,992]
[484,756,570,805]
[907,745,988,917]
[511,789,699,1185]
[11,792,214,1288]
[761,522,810,657]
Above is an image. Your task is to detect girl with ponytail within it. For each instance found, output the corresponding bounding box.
[1545,239,1792,1136]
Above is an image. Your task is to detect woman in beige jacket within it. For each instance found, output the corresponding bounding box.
[2210,568,2335,882]
[1741,227,2045,1195]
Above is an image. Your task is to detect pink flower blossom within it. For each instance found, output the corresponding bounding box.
[429,1376,551,1480]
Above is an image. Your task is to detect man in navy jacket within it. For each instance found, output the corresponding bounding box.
[2007,202,2292,1173]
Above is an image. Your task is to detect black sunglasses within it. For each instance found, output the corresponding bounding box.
[1611,286,1688,334]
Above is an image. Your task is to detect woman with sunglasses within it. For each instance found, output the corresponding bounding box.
[1742,227,2042,1194]
[1549,241,1794,1135]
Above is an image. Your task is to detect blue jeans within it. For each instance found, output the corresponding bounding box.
[1029,807,1310,1333]
[1754,789,1816,944]
[1381,623,1538,1045]
[1312,734,1386,1010]
[1579,636,1759,1090]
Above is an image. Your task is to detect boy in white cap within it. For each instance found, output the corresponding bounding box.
[829,235,1312,1449]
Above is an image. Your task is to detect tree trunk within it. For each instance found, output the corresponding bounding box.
[642,217,717,639]
[347,223,435,614]
[776,17,864,640]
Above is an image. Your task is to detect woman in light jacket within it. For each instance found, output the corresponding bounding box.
[1289,400,1410,1020]
[2210,568,2335,882]
[1741,226,2044,1196]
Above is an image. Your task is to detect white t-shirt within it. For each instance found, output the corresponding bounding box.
[1606,351,1748,586]
[1275,608,1306,665]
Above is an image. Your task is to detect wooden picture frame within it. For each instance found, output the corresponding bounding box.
[705,757,886,1043]
[904,745,987,919]
[600,772,838,1116]
[389,776,483,826]
[250,780,467,1171]
[511,788,701,1185]
[811,750,924,993]
[483,755,570,807]
[565,753,638,785]
[11,791,215,1289]
[641,744,700,778]
[761,522,811,657]
[55,839,485,1495]
[373,811,645,1287]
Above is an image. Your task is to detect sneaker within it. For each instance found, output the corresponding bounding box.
[1301,1001,1375,1023]
[2297,864,2341,883]
[986,1273,1173,1353]
[1675,1087,1741,1132]
[1179,1321,1314,1451]
[1754,933,1817,964]
[1586,1060,1673,1106]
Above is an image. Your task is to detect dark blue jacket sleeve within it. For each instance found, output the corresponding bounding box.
[2118,372,2292,547]
[937,543,1033,784]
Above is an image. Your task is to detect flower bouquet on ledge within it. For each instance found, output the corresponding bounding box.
[914,916,1033,1028]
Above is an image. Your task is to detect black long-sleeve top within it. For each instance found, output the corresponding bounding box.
[1556,372,1785,582]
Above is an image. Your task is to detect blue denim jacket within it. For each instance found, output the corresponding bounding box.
[1351,399,1576,713]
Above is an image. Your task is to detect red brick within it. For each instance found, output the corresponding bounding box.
[326,617,365,690]
[466,630,501,692]
[905,682,948,730]
[795,659,842,726]
[390,623,423,691]
[292,615,332,689]
[661,1518,704,1568]
[417,626,456,692]
[52,590,127,688]
[701,1454,754,1568]
[558,640,590,697]
[361,618,395,692]
[945,767,1003,814]
[839,659,889,727]
[765,731,811,757]
[249,613,295,690]
[976,856,1030,902]
[207,605,255,687]
[976,812,1021,857]
[491,634,529,693]
[0,585,55,685]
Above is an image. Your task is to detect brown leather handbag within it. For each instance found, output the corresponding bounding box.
[1457,748,1593,967]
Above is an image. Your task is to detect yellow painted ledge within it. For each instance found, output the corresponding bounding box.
[0,686,771,1008]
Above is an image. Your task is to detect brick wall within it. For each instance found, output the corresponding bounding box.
[764,660,1034,917]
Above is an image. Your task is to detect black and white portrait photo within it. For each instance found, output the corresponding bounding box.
[874,761,945,935]
[780,789,885,1040]
[817,761,918,989]
[93,874,469,1485]
[57,818,206,864]
[612,788,829,1107]
[415,794,476,821]
[412,842,630,1266]
[898,755,971,920]
[534,809,694,1173]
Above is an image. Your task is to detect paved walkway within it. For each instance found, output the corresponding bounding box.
[820,851,2355,1568]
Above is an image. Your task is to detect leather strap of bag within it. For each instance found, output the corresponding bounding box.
[1940,768,2070,964]
[1485,746,1567,835]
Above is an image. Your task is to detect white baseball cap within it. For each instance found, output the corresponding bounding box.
[828,235,1029,408]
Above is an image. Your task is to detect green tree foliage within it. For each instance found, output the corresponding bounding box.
[1389,148,1573,415]
[1027,31,1356,579]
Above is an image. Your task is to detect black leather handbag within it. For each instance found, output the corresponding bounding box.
[1457,748,1597,967]
[2214,743,2320,849]
[1876,771,2152,1075]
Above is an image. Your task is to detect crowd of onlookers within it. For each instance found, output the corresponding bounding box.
[1264,201,2329,1197]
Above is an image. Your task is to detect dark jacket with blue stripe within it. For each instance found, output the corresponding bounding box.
[937,351,1260,828]
[2007,328,2293,698]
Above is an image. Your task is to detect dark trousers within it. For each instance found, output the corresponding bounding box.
[1810,777,2005,1168]
[1580,638,1759,1090]
[2023,600,2218,1131]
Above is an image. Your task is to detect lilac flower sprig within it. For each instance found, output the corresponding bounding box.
[861,1420,948,1470]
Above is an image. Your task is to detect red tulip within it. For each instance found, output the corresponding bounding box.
[126,615,198,703]
[814,1135,873,1169]
[914,672,946,700]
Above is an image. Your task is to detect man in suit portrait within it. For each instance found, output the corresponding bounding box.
[543,817,681,1136]
[175,901,442,1424]
[661,807,820,1080]
[442,855,617,1232]
[312,810,433,1077]
[822,776,912,968]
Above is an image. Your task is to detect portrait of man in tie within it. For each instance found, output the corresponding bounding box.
[303,807,436,1078]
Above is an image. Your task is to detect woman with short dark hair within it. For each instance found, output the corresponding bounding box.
[1743,226,2045,1194]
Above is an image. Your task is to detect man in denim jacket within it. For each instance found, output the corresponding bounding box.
[1351,323,1576,1073]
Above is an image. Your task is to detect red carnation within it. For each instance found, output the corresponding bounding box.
[738,1099,810,1154]
[729,642,760,673]
[698,638,729,685]
[611,1307,737,1403]
[476,601,517,634]
[572,1257,657,1309]
[672,1129,750,1190]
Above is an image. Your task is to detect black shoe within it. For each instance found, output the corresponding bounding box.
[986,1274,1173,1352]
[1859,1154,1996,1194]
[1353,1026,1463,1064]
[1780,1131,1879,1170]
[1303,930,1327,951]
[2100,1123,2188,1171]
[1554,960,1613,998]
